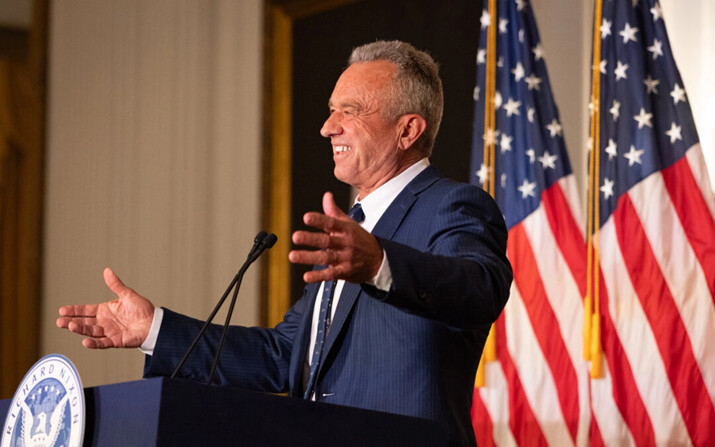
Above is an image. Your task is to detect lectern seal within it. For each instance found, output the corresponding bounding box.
[1,354,85,447]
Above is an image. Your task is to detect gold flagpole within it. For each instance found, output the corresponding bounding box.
[586,0,604,378]
[476,0,498,389]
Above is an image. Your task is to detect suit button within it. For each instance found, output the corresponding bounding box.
[418,289,432,303]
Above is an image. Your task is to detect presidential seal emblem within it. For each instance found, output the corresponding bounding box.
[1,354,85,447]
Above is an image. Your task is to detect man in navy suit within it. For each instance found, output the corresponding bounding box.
[58,40,512,446]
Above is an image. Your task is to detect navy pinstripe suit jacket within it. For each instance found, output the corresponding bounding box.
[144,166,512,446]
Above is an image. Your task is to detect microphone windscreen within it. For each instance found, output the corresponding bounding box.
[263,233,278,248]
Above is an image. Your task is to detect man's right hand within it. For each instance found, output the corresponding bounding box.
[56,268,155,349]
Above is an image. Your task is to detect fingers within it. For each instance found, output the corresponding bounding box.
[322,191,347,219]
[57,305,99,331]
[56,316,72,329]
[289,247,340,267]
[301,211,347,234]
[58,304,99,318]
[291,230,348,250]
[103,267,130,296]
[303,267,342,283]
[299,192,350,234]
[82,337,115,349]
[58,319,105,338]
[57,315,117,349]
[82,338,101,349]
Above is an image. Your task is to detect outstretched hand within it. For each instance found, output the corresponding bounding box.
[56,268,155,349]
[289,192,383,284]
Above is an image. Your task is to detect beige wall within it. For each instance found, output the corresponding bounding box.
[532,0,592,200]
[41,0,263,387]
[0,0,31,28]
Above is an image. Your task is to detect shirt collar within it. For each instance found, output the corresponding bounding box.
[355,158,430,233]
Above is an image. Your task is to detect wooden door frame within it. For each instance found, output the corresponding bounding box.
[261,0,362,327]
[0,0,48,399]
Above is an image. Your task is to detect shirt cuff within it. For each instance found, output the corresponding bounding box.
[367,249,392,292]
[139,307,164,355]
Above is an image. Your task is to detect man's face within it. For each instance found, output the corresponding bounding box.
[320,60,406,198]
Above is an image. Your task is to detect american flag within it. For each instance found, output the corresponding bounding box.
[469,0,591,445]
[588,0,715,445]
[469,0,715,446]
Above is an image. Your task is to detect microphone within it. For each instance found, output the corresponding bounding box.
[247,231,268,259]
[248,233,277,263]
[170,231,277,382]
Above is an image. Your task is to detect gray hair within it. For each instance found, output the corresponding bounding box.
[348,40,443,157]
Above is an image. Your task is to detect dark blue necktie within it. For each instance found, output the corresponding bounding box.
[347,202,365,223]
[303,203,364,399]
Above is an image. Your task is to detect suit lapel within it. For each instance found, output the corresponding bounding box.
[371,165,440,239]
[318,166,443,365]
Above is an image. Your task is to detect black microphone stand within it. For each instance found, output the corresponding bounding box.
[170,232,277,384]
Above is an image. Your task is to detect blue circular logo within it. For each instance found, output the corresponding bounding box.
[2,354,85,447]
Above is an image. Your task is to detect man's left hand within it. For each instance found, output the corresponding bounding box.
[289,191,383,284]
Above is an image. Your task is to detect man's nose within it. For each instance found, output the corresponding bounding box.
[320,114,341,138]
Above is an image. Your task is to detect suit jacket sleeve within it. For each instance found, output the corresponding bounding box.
[375,182,512,329]
[143,287,312,392]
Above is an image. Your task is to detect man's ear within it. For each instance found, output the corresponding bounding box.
[397,114,427,150]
